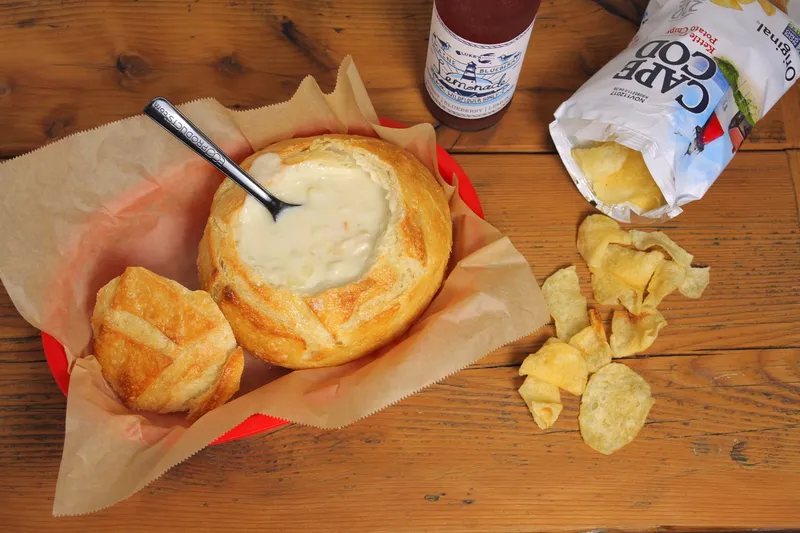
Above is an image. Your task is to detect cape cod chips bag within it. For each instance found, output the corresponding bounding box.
[549,0,800,221]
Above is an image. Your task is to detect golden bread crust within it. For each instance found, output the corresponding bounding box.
[91,266,243,420]
[198,134,452,369]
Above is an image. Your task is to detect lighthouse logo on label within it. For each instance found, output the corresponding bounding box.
[424,7,533,120]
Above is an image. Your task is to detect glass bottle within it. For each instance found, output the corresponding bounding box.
[423,0,542,131]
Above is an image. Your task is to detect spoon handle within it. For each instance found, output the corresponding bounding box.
[143,97,282,216]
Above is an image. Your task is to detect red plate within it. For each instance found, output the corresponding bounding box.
[41,117,485,444]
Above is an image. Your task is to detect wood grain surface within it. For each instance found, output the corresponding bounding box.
[0,0,798,157]
[1,0,799,531]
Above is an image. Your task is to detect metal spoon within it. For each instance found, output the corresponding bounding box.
[143,97,299,221]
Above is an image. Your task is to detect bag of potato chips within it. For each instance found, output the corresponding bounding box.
[549,0,800,222]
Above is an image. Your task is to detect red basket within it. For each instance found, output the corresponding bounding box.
[41,117,485,444]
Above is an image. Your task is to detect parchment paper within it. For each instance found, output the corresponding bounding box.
[0,57,549,515]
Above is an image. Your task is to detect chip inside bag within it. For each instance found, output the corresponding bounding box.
[550,0,800,221]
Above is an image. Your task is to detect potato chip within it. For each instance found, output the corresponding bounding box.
[572,142,629,181]
[577,214,631,269]
[573,143,666,212]
[601,244,664,292]
[591,269,643,314]
[590,244,663,314]
[758,0,777,14]
[630,230,694,267]
[579,363,655,455]
[610,309,667,358]
[541,266,590,340]
[770,0,787,13]
[569,309,612,373]
[519,341,588,396]
[711,0,743,9]
[679,266,711,298]
[609,149,667,212]
[518,376,562,430]
[643,260,686,309]
[525,402,562,430]
[518,375,561,403]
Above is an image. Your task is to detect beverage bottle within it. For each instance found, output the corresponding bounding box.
[423,0,541,132]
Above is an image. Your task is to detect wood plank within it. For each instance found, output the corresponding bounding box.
[789,150,800,217]
[0,347,797,531]
[0,277,42,356]
[0,0,796,156]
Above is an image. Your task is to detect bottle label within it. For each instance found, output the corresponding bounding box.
[424,6,534,120]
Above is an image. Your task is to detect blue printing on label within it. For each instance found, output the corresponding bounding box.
[784,22,800,49]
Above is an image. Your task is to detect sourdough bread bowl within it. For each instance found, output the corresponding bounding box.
[198,134,452,369]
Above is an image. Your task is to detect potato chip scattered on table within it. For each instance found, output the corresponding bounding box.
[610,309,667,358]
[600,244,664,294]
[591,268,643,315]
[569,309,612,373]
[579,363,655,455]
[572,142,666,212]
[516,214,709,447]
[590,244,664,314]
[518,376,562,430]
[644,261,686,309]
[679,266,711,299]
[519,340,588,396]
[577,214,631,269]
[541,266,589,340]
[630,230,694,267]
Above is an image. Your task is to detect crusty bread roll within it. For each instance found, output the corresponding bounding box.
[91,266,244,420]
[198,134,452,369]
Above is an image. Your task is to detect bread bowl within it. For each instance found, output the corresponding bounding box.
[198,134,452,369]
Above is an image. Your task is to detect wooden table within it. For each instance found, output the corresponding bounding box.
[1,1,799,531]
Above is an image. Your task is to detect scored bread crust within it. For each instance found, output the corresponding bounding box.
[198,134,453,369]
[91,266,244,421]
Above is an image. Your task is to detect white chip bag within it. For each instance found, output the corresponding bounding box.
[550,0,800,221]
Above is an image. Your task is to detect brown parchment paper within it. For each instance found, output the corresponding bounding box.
[0,57,549,516]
